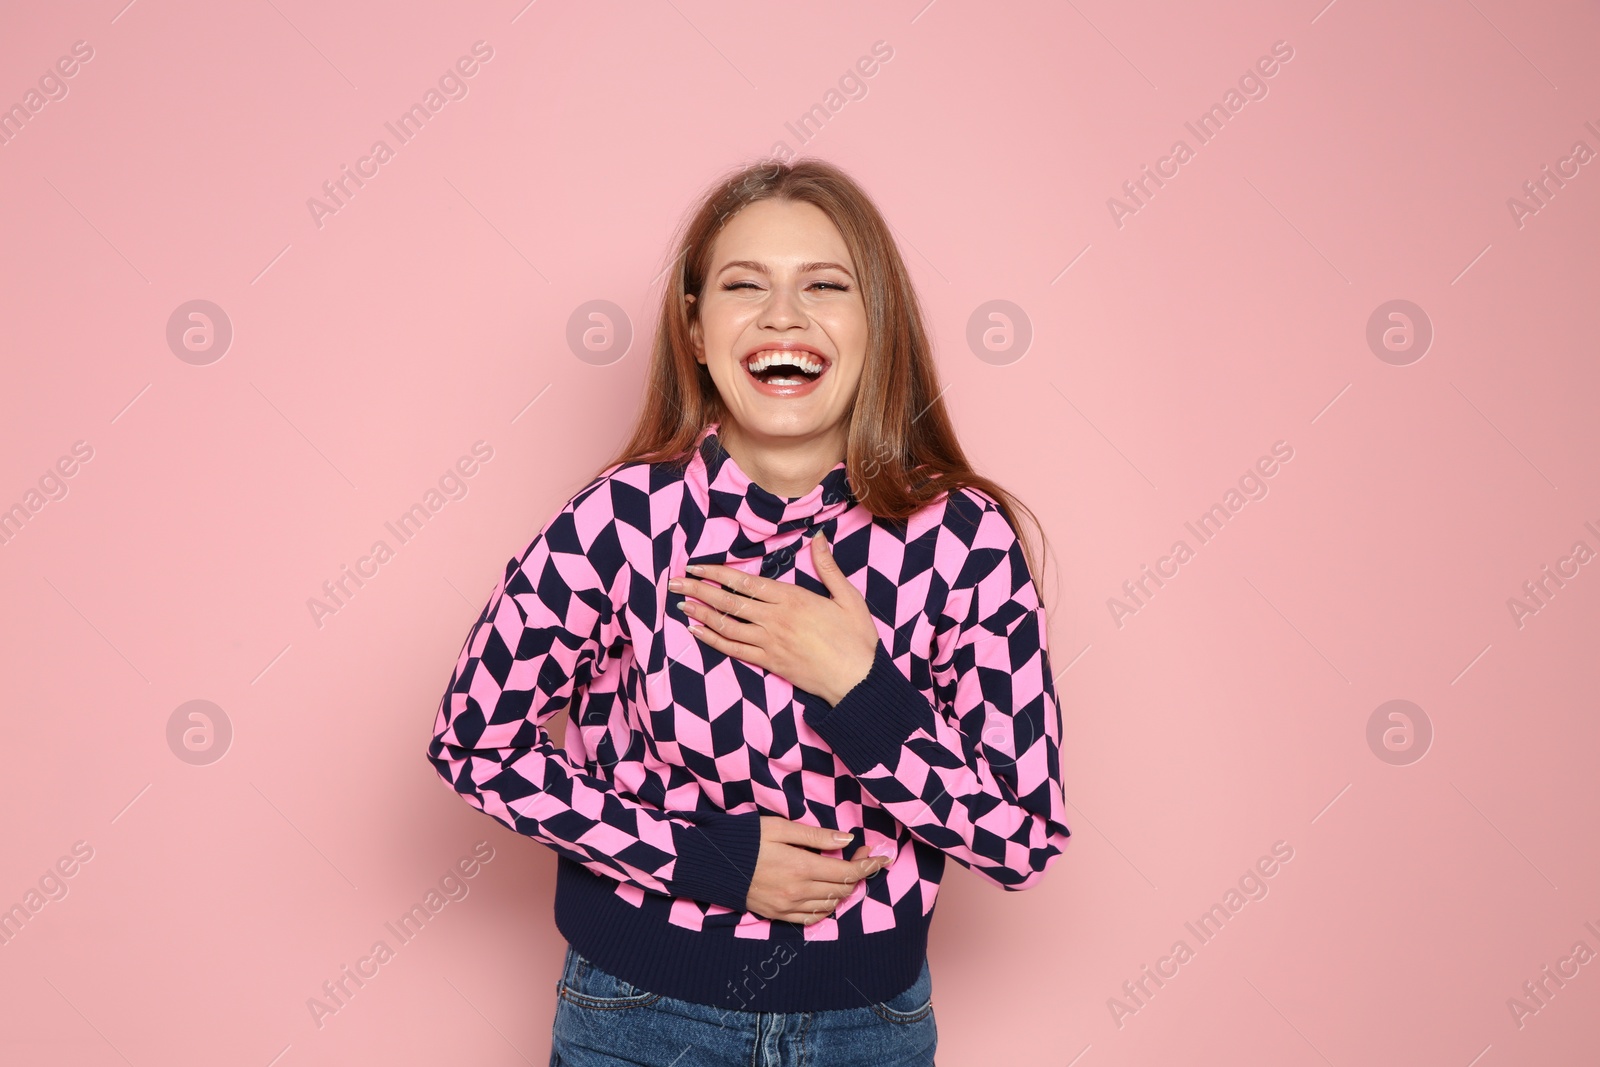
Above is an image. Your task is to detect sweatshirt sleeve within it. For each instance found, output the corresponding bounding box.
[426,477,763,912]
[799,491,1070,891]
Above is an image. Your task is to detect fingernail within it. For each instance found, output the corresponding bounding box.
[833,832,852,843]
[869,843,893,859]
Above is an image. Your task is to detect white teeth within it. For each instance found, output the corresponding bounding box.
[747,350,824,376]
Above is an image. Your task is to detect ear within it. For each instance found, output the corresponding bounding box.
[685,293,704,363]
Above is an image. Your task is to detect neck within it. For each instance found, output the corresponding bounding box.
[718,421,847,499]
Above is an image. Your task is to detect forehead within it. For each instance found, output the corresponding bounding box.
[710,199,854,268]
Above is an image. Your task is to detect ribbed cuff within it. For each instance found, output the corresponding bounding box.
[667,809,764,912]
[800,640,935,775]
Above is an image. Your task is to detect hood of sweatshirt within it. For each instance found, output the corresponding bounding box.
[682,421,856,573]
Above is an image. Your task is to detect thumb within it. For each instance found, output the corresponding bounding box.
[779,818,856,850]
[810,530,858,601]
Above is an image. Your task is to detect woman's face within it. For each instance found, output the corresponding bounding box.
[688,198,868,447]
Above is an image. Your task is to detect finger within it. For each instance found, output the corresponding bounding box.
[679,580,768,625]
[682,599,766,647]
[799,874,875,901]
[789,871,866,901]
[675,575,774,627]
[766,840,879,883]
[772,910,829,926]
[798,853,886,884]
[684,564,784,605]
[769,819,859,851]
[809,531,862,603]
[785,899,853,924]
[684,621,766,666]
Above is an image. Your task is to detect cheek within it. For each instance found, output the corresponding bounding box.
[835,360,867,395]
[819,302,870,351]
[825,310,870,377]
[700,309,756,360]
[703,296,760,332]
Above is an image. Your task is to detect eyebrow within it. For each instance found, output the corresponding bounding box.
[714,259,855,278]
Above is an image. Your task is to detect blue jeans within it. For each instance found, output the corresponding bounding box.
[549,942,937,1066]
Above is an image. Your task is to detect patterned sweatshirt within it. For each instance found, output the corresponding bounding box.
[426,421,1069,1012]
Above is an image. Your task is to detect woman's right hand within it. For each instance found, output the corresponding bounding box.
[744,816,888,924]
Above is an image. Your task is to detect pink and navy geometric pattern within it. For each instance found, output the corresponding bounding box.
[426,421,1070,1011]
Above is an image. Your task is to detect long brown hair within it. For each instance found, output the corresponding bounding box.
[594,156,1053,593]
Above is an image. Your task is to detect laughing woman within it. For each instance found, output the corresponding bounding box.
[427,158,1070,1067]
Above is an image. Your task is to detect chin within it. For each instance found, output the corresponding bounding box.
[725,407,843,439]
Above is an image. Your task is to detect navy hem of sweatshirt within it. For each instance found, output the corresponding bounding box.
[555,849,935,1013]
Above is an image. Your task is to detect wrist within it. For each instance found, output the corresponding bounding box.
[799,641,937,775]
[822,640,878,707]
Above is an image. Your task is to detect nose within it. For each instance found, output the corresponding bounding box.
[757,280,807,331]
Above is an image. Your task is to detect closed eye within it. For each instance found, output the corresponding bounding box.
[722,281,851,292]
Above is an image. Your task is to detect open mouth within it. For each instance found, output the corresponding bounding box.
[743,350,829,387]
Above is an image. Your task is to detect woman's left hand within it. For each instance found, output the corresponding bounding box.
[668,532,879,707]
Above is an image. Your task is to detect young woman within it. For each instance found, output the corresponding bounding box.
[427,158,1071,1066]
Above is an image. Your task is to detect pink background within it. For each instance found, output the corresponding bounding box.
[3,1,1597,1063]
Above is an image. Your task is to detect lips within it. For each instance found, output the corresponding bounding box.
[740,345,831,395]
[741,344,830,372]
